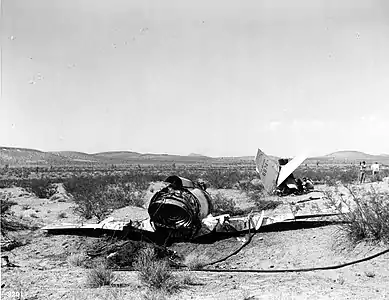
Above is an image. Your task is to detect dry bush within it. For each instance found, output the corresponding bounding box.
[67,252,88,267]
[0,193,31,237]
[294,165,359,185]
[325,186,389,244]
[143,290,168,300]
[86,262,116,288]
[86,237,173,269]
[183,252,209,270]
[239,178,263,193]
[104,183,146,208]
[0,193,17,214]
[211,192,237,215]
[64,177,147,221]
[134,246,180,293]
[180,272,197,285]
[203,169,241,189]
[22,178,57,199]
[247,191,282,211]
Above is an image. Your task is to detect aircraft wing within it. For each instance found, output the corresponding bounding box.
[254,149,279,193]
[276,154,307,186]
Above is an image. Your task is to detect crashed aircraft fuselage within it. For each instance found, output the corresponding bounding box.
[43,149,329,242]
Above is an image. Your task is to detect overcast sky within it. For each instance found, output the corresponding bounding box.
[1,0,389,157]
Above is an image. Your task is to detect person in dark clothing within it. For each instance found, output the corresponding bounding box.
[296,178,304,194]
[359,161,367,184]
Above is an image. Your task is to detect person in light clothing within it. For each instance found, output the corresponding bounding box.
[371,162,380,175]
[371,162,380,181]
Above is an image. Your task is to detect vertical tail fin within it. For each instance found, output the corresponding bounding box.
[254,149,279,193]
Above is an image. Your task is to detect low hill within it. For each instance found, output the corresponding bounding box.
[188,153,208,157]
[1,146,389,166]
[0,147,70,165]
[50,151,99,163]
[0,147,213,166]
[93,151,142,160]
[326,151,375,160]
[308,151,389,164]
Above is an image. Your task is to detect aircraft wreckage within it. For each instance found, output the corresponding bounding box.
[43,149,338,241]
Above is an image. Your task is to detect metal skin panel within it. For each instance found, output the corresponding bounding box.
[189,188,212,219]
[254,149,279,193]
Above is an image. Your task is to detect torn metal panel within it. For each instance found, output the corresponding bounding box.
[254,149,279,193]
[42,219,134,232]
[277,154,307,187]
[198,211,295,234]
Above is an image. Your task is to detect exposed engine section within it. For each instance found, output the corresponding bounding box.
[148,175,213,239]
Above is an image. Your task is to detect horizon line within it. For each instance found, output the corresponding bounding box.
[1,145,388,159]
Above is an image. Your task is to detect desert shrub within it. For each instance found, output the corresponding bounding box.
[338,169,359,185]
[63,176,100,196]
[85,262,116,288]
[106,241,148,268]
[239,179,264,193]
[103,183,146,208]
[22,179,57,199]
[86,237,173,269]
[325,186,389,244]
[135,247,179,293]
[181,272,197,285]
[211,192,237,215]
[143,290,168,300]
[183,253,209,270]
[203,169,241,189]
[0,194,17,215]
[247,191,282,211]
[294,166,359,185]
[64,176,147,220]
[67,252,88,267]
[0,193,31,236]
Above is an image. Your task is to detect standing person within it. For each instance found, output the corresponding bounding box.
[359,161,367,184]
[371,162,380,175]
[371,162,380,181]
[296,178,304,194]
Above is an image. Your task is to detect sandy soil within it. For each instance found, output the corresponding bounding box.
[1,181,389,299]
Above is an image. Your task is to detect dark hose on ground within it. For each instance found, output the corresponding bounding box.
[196,248,389,273]
[112,224,389,273]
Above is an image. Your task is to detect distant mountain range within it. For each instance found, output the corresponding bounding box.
[312,151,389,163]
[1,147,388,166]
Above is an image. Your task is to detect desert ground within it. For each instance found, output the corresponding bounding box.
[1,171,389,300]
